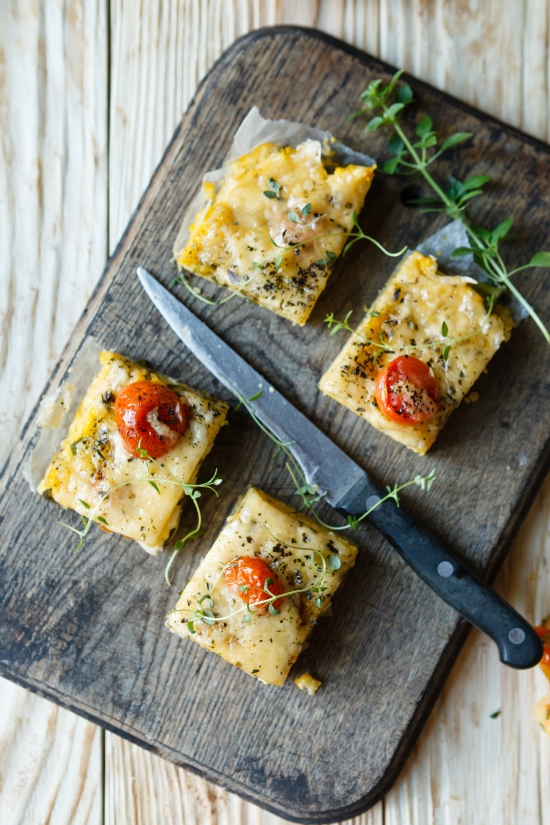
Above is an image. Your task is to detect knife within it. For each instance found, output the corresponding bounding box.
[137,266,542,669]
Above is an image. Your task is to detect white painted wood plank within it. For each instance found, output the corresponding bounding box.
[104,730,384,825]
[0,0,109,448]
[0,678,102,825]
[0,1,107,823]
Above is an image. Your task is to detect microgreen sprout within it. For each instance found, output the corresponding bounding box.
[58,443,222,586]
[232,387,436,533]
[167,526,338,631]
[350,69,550,342]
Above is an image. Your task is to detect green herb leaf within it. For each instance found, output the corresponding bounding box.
[439,132,473,153]
[78,499,91,510]
[251,669,260,673]
[187,621,195,634]
[443,344,451,361]
[388,134,405,155]
[315,596,324,608]
[96,516,108,526]
[380,157,401,175]
[416,115,433,137]
[490,709,501,719]
[328,554,342,571]
[528,251,550,267]
[396,82,413,104]
[274,253,283,268]
[264,578,274,589]
[201,609,215,626]
[148,480,160,493]
[420,134,437,148]
[387,102,405,117]
[287,210,300,223]
[365,115,384,133]
[450,246,476,258]
[248,390,263,401]
[242,614,251,623]
[263,178,281,199]
[302,203,312,217]
[268,603,281,616]
[462,174,491,192]
[441,321,449,337]
[347,514,359,530]
[490,218,514,242]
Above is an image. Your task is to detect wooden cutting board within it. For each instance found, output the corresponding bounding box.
[2,26,550,824]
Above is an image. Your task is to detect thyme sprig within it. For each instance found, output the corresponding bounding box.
[350,69,550,342]
[325,293,496,363]
[234,388,435,532]
[58,444,222,586]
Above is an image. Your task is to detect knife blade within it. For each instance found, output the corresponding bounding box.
[137,266,542,670]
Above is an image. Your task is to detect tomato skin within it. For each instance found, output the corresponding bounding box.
[114,381,190,459]
[224,556,285,614]
[535,626,550,680]
[374,355,439,425]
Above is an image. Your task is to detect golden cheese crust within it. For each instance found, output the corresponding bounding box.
[37,351,228,552]
[166,487,358,686]
[319,251,512,455]
[175,140,375,325]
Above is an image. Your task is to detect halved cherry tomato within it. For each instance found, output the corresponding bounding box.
[224,556,285,614]
[114,380,190,459]
[374,355,439,424]
[535,625,550,680]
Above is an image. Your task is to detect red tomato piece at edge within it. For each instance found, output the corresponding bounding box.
[114,380,190,459]
[224,556,285,614]
[535,625,550,681]
[374,355,439,425]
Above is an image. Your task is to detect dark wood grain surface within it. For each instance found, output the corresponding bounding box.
[1,27,550,823]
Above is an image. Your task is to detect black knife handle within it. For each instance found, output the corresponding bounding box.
[338,479,542,669]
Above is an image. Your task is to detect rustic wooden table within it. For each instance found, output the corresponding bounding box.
[1,2,550,824]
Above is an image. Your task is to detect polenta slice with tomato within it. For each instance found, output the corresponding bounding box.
[37,351,228,553]
[319,250,512,455]
[166,487,357,686]
[174,139,375,326]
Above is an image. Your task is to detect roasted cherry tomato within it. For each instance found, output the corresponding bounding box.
[535,625,550,681]
[114,380,190,459]
[374,355,439,424]
[224,556,285,614]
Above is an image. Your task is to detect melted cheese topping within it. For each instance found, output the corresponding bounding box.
[175,140,375,325]
[37,351,228,552]
[319,251,512,455]
[166,487,357,686]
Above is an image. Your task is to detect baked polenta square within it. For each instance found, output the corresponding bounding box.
[37,351,228,553]
[175,140,375,325]
[319,251,512,455]
[166,487,358,686]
